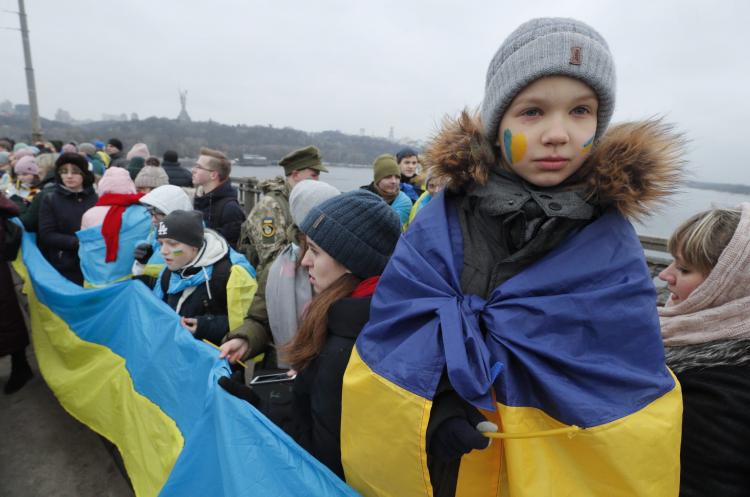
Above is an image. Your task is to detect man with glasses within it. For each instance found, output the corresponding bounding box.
[191,147,245,248]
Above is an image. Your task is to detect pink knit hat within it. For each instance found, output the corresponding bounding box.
[62,143,78,154]
[12,148,35,159]
[126,143,150,160]
[14,156,40,176]
[97,166,136,194]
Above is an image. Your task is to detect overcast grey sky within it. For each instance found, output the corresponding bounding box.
[1,0,747,182]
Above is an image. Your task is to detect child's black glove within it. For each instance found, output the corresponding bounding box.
[429,405,497,462]
[133,242,154,264]
[218,370,260,407]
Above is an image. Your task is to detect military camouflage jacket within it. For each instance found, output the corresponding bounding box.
[238,176,292,271]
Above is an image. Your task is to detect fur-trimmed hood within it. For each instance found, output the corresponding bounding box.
[424,111,686,220]
[665,339,750,374]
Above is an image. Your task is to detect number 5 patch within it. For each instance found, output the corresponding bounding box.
[261,217,276,238]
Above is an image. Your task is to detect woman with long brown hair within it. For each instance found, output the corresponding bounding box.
[220,189,401,478]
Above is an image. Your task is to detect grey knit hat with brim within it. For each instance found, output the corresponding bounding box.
[481,17,616,143]
[300,189,401,279]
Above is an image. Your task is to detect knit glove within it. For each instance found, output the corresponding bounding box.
[133,242,154,264]
[218,370,260,407]
[429,405,497,462]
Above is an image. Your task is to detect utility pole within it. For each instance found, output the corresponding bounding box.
[18,0,43,141]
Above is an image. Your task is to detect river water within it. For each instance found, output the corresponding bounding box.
[232,165,750,239]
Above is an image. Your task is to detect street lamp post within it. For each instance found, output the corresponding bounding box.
[18,0,43,142]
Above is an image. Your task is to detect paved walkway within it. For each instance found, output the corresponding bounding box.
[0,350,133,497]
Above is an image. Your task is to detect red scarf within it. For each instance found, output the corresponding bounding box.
[351,275,380,298]
[96,193,144,262]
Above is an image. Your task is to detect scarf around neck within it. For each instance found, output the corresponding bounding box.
[96,192,144,262]
[660,202,750,346]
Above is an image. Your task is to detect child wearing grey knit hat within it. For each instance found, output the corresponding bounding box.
[342,17,685,497]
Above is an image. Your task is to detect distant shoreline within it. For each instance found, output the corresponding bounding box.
[686,181,750,195]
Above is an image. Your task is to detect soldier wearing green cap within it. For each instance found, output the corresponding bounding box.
[234,146,328,357]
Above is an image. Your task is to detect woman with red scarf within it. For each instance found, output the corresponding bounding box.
[78,167,150,286]
[220,190,401,478]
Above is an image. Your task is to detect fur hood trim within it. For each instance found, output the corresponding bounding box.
[665,339,750,374]
[424,111,686,220]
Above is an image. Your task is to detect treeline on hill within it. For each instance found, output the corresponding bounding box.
[686,181,750,195]
[0,115,411,165]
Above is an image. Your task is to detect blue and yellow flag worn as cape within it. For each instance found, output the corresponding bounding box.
[12,220,358,497]
[341,192,682,497]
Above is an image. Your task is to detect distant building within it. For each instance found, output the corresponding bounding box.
[14,104,30,116]
[55,108,73,123]
[0,100,13,115]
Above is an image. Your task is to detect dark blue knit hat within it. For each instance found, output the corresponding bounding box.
[300,190,401,278]
[395,147,419,164]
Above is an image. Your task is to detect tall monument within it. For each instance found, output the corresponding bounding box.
[177,90,191,122]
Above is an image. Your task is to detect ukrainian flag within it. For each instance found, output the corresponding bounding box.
[341,193,682,497]
[11,220,359,497]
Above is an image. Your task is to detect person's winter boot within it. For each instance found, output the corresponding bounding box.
[4,350,33,394]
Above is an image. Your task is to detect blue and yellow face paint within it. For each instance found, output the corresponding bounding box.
[502,128,527,165]
[582,135,594,154]
[172,249,184,256]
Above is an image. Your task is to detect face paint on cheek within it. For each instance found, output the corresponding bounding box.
[172,249,184,257]
[582,135,594,154]
[502,129,527,165]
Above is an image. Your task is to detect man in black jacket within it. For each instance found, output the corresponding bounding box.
[161,150,192,187]
[191,147,245,248]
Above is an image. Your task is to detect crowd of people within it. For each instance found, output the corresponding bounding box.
[1,16,749,497]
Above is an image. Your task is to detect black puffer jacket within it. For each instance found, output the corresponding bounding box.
[290,295,371,479]
[666,340,750,497]
[38,183,98,285]
[162,160,193,187]
[193,180,245,248]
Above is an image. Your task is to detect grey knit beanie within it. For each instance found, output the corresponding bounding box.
[135,165,170,189]
[481,17,616,143]
[289,179,340,225]
[300,190,401,279]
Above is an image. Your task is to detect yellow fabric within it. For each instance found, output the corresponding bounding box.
[341,345,683,497]
[342,348,434,497]
[96,150,111,167]
[493,377,682,497]
[12,256,184,497]
[405,191,430,231]
[143,263,164,278]
[226,265,257,332]
[84,273,133,288]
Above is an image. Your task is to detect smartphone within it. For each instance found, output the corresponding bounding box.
[250,372,296,385]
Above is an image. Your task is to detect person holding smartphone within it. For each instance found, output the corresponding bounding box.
[220,190,401,478]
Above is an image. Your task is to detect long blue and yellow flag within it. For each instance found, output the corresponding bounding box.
[11,220,359,497]
[341,193,682,497]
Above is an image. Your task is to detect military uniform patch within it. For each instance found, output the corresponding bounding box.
[261,217,276,238]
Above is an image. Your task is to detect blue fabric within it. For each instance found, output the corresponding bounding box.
[77,205,151,286]
[400,182,419,202]
[356,192,674,426]
[18,222,358,497]
[153,265,214,300]
[228,247,256,278]
[390,190,413,226]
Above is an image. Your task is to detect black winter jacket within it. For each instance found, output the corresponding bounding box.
[290,295,371,479]
[162,160,193,187]
[38,184,98,285]
[667,340,750,497]
[193,181,245,248]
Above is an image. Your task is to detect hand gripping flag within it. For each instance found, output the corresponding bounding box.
[341,193,682,497]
